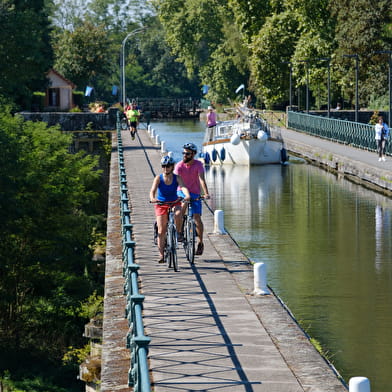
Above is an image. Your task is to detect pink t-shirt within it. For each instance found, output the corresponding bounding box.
[207,111,217,127]
[174,159,204,194]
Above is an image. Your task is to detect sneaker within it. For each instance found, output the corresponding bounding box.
[382,157,386,161]
[177,232,184,242]
[132,136,135,140]
[158,257,165,264]
[195,242,204,255]
[379,158,382,161]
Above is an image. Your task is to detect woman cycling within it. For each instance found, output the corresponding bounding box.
[150,156,190,263]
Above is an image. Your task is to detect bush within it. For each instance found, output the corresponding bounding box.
[72,91,85,109]
[32,92,45,111]
[69,106,82,112]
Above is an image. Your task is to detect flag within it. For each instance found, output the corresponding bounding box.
[85,86,93,97]
[202,85,209,94]
[235,84,245,94]
[112,85,118,95]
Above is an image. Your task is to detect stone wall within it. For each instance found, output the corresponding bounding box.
[19,108,119,131]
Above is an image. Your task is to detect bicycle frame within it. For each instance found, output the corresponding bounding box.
[182,199,199,264]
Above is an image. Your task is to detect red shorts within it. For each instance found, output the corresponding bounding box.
[154,201,181,216]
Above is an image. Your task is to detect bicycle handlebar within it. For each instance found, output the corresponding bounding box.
[150,198,183,206]
[183,196,205,203]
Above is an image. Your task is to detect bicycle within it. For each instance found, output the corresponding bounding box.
[120,115,129,130]
[182,197,203,264]
[151,200,181,271]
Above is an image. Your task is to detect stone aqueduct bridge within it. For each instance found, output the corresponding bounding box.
[98,124,347,392]
[19,109,388,391]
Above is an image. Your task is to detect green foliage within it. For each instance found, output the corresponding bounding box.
[63,344,91,366]
[69,106,82,112]
[368,93,389,112]
[329,0,392,107]
[227,0,271,43]
[154,0,391,109]
[0,105,104,389]
[53,21,115,91]
[78,292,104,320]
[72,90,85,108]
[0,0,53,108]
[249,11,299,107]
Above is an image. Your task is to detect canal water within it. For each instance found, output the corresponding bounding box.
[149,119,392,392]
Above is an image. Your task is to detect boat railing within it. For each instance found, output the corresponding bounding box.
[270,125,284,141]
[203,115,276,143]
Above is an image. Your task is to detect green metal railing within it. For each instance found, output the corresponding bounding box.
[287,111,391,155]
[116,112,151,391]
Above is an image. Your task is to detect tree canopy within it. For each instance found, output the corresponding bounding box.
[3,0,391,109]
[0,102,104,390]
[0,0,52,107]
[155,0,392,108]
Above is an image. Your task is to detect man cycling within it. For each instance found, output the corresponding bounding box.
[174,143,210,256]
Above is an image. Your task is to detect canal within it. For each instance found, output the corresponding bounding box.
[149,119,392,392]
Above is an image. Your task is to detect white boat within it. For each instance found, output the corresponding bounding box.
[202,106,287,165]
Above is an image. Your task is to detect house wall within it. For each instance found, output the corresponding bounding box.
[47,71,74,110]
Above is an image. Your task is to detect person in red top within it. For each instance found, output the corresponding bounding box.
[174,143,210,256]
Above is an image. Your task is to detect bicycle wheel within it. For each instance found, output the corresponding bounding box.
[164,232,171,268]
[170,225,179,271]
[186,219,196,264]
[153,221,158,245]
[171,245,178,272]
[168,225,178,271]
[121,118,128,130]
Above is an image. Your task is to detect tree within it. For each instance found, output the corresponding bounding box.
[125,18,201,97]
[329,0,392,108]
[52,21,115,95]
[0,0,53,108]
[249,11,300,107]
[0,105,102,365]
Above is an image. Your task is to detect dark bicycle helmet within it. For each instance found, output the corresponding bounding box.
[183,142,197,153]
[161,155,175,166]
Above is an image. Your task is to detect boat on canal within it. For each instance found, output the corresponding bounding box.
[202,104,287,165]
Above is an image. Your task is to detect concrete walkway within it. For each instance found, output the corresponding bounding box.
[279,126,392,194]
[113,127,348,392]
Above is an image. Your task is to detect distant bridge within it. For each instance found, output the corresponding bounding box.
[130,97,200,119]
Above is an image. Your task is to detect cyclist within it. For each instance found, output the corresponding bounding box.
[174,143,210,256]
[150,156,190,263]
[126,102,140,140]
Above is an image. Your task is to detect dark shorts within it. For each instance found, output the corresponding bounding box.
[130,121,137,128]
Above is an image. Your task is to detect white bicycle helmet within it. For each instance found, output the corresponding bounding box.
[161,155,175,166]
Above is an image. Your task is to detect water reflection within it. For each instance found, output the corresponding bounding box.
[206,163,392,392]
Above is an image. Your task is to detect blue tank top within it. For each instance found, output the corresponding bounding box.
[157,174,178,202]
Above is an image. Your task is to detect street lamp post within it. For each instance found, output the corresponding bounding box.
[121,27,145,107]
[343,54,359,122]
[281,61,293,110]
[315,58,331,117]
[299,60,309,113]
[375,50,392,126]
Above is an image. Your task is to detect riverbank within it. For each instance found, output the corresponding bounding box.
[280,126,392,197]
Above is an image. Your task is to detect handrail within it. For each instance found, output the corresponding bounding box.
[287,111,390,156]
[116,111,152,391]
